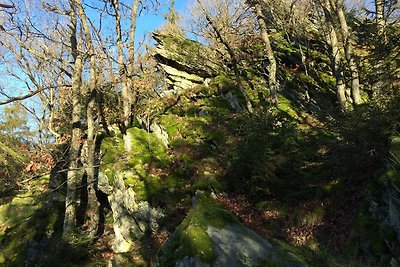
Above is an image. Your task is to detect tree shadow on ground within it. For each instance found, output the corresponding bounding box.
[174,86,400,262]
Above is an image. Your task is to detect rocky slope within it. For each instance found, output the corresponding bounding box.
[1,30,399,267]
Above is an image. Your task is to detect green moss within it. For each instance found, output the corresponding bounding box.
[100,135,125,183]
[317,71,336,88]
[179,225,215,263]
[158,197,238,265]
[160,115,180,137]
[156,32,218,75]
[191,197,238,228]
[277,96,300,119]
[379,168,400,191]
[268,238,339,267]
[100,126,175,201]
[39,233,95,267]
[0,196,63,266]
[192,174,224,193]
[166,170,186,188]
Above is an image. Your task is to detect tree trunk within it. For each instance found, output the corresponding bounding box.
[127,0,140,107]
[320,0,350,111]
[336,0,361,105]
[196,0,253,113]
[77,0,100,236]
[64,0,83,235]
[375,0,385,35]
[253,2,278,103]
[85,91,99,236]
[328,24,347,111]
[112,0,133,153]
[114,0,129,132]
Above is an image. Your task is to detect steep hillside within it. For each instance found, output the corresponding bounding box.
[1,26,400,267]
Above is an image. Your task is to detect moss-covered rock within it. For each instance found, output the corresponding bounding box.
[350,135,400,265]
[0,176,63,266]
[153,31,221,93]
[99,127,173,200]
[157,195,308,267]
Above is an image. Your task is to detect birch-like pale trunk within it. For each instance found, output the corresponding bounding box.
[64,0,83,235]
[335,0,361,105]
[76,0,100,236]
[319,0,349,111]
[127,0,140,107]
[252,1,278,103]
[375,0,385,35]
[111,0,135,153]
[328,24,347,111]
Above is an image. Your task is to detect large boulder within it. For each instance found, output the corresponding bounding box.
[156,195,308,267]
[153,31,221,93]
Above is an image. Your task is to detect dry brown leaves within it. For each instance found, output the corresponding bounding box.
[218,192,359,252]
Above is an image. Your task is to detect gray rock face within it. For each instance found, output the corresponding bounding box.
[98,173,164,253]
[223,91,242,112]
[175,256,211,267]
[369,137,400,238]
[150,123,169,147]
[369,178,400,238]
[153,31,220,93]
[25,238,50,267]
[157,195,308,267]
[206,224,305,267]
[162,63,205,92]
[159,222,307,267]
[108,174,143,253]
[366,136,400,264]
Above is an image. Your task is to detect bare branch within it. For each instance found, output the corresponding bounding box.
[0,3,15,9]
[0,85,69,105]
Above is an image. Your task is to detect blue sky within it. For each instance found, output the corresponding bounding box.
[136,0,189,43]
[0,0,192,136]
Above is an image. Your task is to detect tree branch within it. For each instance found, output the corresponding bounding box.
[0,85,69,105]
[0,3,15,9]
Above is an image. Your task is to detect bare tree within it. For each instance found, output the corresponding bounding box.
[318,0,350,110]
[76,0,100,237]
[335,0,362,105]
[63,0,84,235]
[247,0,278,102]
[375,0,386,34]
[191,0,254,112]
[111,0,140,153]
[0,3,14,9]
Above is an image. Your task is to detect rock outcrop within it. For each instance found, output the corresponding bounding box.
[153,31,220,94]
[157,194,308,267]
[98,128,167,254]
[98,172,164,253]
[361,136,400,265]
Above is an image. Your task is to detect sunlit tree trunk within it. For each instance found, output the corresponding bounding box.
[251,1,278,103]
[111,0,140,153]
[328,24,347,111]
[127,0,140,109]
[335,0,361,105]
[111,0,131,152]
[319,0,348,110]
[375,0,385,35]
[76,0,99,236]
[196,0,253,113]
[64,0,83,235]
[319,0,351,111]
